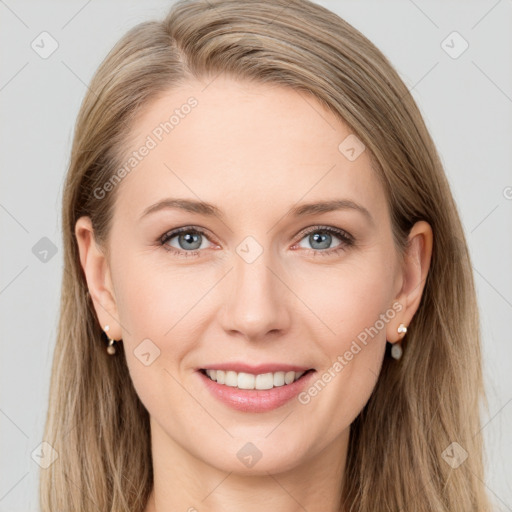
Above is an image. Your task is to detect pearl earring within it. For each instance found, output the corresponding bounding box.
[391,323,407,360]
[104,324,117,355]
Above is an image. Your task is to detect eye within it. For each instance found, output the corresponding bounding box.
[160,226,214,258]
[293,225,354,257]
[159,225,354,259]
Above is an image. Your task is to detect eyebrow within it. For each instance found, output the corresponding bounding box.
[139,198,374,225]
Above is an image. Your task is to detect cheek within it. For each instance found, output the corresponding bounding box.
[113,260,203,422]
[292,252,395,427]
[113,249,199,340]
[111,254,199,386]
[301,253,395,351]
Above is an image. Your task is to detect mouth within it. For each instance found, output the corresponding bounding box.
[197,366,317,412]
[199,368,315,391]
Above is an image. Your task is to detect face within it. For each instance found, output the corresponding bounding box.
[84,75,409,475]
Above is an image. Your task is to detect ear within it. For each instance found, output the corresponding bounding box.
[386,220,433,343]
[75,216,122,340]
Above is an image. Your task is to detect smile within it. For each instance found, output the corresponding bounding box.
[200,369,312,390]
[197,366,316,413]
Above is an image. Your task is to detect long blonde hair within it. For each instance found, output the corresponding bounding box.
[40,1,492,510]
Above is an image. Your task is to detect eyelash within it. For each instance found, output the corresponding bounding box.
[158,225,354,259]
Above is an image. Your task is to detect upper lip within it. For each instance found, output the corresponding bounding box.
[199,363,314,374]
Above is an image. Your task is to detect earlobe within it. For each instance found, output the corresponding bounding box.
[387,220,433,343]
[74,216,122,340]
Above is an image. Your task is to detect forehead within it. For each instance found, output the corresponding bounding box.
[114,76,387,223]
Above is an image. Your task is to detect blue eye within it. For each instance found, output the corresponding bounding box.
[160,227,212,257]
[159,225,354,259]
[294,226,354,257]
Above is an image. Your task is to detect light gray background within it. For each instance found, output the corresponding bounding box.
[1,1,511,510]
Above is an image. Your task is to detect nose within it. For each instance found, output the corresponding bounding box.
[219,247,291,342]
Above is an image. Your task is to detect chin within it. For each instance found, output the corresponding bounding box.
[196,438,311,476]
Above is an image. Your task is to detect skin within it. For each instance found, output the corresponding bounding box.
[76,75,432,512]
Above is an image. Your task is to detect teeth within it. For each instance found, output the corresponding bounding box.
[225,370,238,387]
[273,371,285,387]
[205,369,306,390]
[285,371,295,385]
[238,372,255,390]
[255,373,273,390]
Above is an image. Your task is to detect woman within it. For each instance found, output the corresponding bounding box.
[40,0,492,510]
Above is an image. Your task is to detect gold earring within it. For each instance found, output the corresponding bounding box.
[104,325,117,355]
[391,323,407,360]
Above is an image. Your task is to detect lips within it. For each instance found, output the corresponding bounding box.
[196,362,316,412]
[198,362,313,390]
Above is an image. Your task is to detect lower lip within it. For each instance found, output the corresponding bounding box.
[197,370,316,413]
